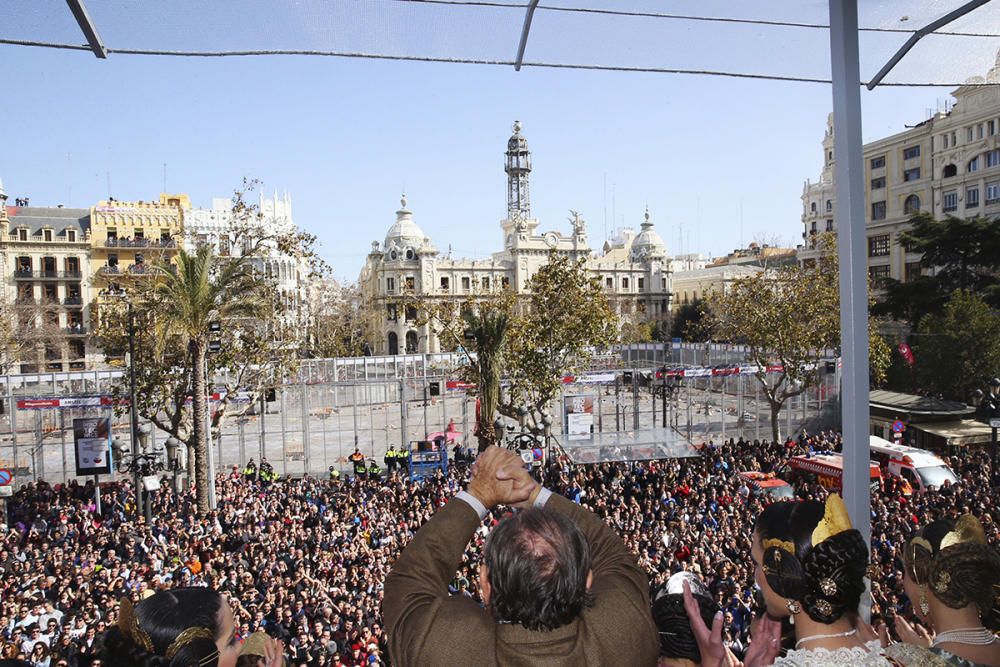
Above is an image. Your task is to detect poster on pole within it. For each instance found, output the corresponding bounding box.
[73,417,112,476]
[563,395,595,441]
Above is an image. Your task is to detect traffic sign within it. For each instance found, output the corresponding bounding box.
[0,469,11,486]
[990,418,1000,429]
[892,420,906,433]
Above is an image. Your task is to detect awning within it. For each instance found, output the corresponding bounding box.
[912,419,993,446]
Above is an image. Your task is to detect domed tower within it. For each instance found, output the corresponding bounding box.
[505,120,531,221]
[631,207,667,262]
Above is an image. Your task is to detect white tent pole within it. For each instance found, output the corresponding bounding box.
[828,0,871,557]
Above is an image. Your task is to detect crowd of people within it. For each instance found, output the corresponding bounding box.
[0,430,996,666]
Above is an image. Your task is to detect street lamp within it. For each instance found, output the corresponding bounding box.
[970,378,1000,474]
[164,436,183,493]
[115,427,166,524]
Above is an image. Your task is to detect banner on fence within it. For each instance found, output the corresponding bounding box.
[72,417,112,476]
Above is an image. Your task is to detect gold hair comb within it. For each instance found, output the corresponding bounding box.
[811,494,853,547]
[939,515,987,551]
[118,598,154,653]
[764,538,795,556]
[165,627,215,661]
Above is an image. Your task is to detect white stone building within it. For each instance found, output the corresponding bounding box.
[359,122,674,355]
[183,190,311,330]
[799,52,1000,286]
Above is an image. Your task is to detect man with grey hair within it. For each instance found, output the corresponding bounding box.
[383,446,658,666]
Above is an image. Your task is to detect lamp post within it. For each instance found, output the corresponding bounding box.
[971,377,1000,476]
[164,436,182,493]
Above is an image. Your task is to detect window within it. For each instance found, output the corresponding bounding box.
[404,276,414,290]
[987,149,1000,168]
[70,340,85,358]
[405,248,415,260]
[868,234,890,257]
[943,191,958,212]
[605,277,613,288]
[662,277,667,289]
[810,221,817,233]
[942,164,957,178]
[637,277,645,290]
[387,304,398,321]
[43,230,52,242]
[501,277,509,288]
[67,230,76,242]
[16,256,31,272]
[439,276,449,290]
[968,156,980,172]
[904,195,921,214]
[942,134,949,149]
[871,201,886,221]
[810,202,817,213]
[826,219,834,231]
[404,305,417,322]
[386,277,395,293]
[621,277,629,290]
[870,156,886,169]
[987,181,1000,204]
[481,277,490,290]
[951,131,957,145]
[461,276,470,291]
[904,168,921,181]
[871,176,886,189]
[903,145,920,160]
[868,264,891,286]
[966,187,979,208]
[17,229,27,241]
[990,120,997,136]
[978,124,984,139]
[827,150,833,163]
[967,127,974,142]
[826,200,833,212]
[905,262,922,282]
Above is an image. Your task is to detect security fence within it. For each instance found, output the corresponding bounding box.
[0,345,841,485]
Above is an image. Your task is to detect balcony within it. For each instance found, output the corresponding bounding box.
[63,296,84,307]
[64,326,87,336]
[102,237,176,249]
[14,269,83,280]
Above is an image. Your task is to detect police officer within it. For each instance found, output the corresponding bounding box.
[243,458,257,481]
[328,466,340,482]
[384,446,398,473]
[366,458,382,479]
[349,448,365,478]
[259,457,274,484]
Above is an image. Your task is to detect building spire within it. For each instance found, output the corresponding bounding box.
[505,120,531,221]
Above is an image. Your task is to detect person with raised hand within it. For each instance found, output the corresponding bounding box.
[383,445,659,666]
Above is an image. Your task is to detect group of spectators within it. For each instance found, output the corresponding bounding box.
[0,430,995,666]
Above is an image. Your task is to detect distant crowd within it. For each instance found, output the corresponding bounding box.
[0,430,996,666]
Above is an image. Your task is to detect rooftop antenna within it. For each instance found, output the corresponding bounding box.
[163,163,167,193]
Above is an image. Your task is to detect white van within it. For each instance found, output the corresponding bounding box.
[868,435,959,491]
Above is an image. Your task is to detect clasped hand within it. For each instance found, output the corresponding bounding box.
[467,446,540,509]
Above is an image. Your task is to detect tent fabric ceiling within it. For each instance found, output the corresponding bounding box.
[3,1,1000,86]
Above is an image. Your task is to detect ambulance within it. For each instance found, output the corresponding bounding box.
[737,471,796,501]
[868,436,958,492]
[784,453,882,493]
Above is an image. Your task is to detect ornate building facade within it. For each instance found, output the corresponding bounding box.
[799,53,1000,287]
[359,122,674,355]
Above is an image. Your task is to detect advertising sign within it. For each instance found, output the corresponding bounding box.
[563,395,595,441]
[73,417,112,476]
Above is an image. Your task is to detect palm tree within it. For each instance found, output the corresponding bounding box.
[153,244,266,515]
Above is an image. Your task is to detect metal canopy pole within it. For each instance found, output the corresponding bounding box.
[829,1,871,551]
[64,0,108,59]
[513,0,541,71]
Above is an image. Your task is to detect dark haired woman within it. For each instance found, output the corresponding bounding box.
[686,494,891,666]
[886,515,1000,667]
[100,587,283,667]
[652,572,720,667]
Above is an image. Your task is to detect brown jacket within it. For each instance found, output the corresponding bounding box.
[383,492,659,666]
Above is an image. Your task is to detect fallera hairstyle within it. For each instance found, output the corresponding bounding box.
[100,587,227,667]
[903,517,1000,627]
[753,500,868,624]
[651,573,720,662]
[484,507,594,632]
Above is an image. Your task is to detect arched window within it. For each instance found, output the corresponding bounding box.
[825,200,833,212]
[810,202,817,213]
[388,332,399,355]
[942,164,957,178]
[405,331,418,353]
[904,194,921,214]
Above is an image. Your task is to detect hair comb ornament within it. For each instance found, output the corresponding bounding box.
[939,515,987,551]
[814,599,833,617]
[811,493,853,547]
[819,578,838,597]
[764,539,795,556]
[118,598,154,653]
[934,571,952,595]
[165,627,216,661]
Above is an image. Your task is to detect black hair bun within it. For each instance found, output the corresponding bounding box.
[801,529,868,624]
[761,545,807,603]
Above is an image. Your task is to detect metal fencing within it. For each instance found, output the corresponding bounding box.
[0,345,842,484]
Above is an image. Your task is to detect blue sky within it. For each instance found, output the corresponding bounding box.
[1,2,992,281]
